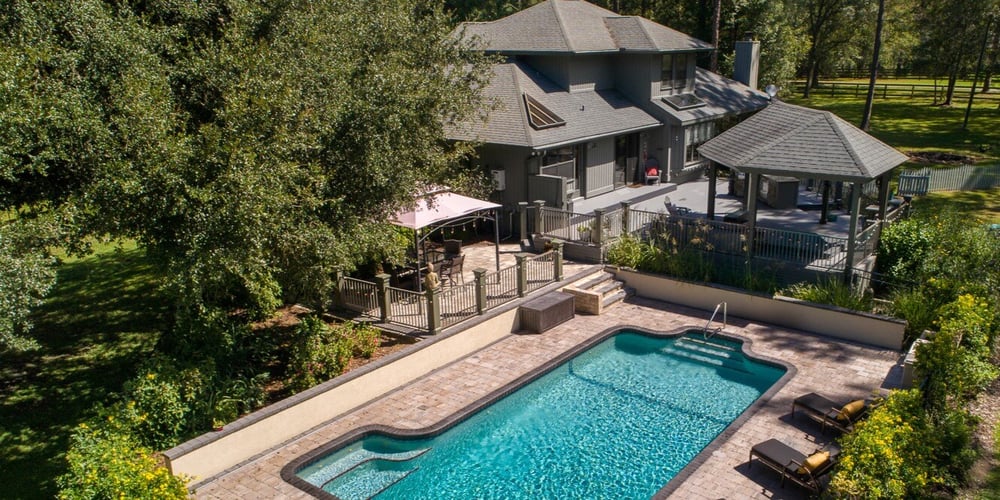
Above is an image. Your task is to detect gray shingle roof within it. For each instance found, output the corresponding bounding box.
[446,60,661,149]
[652,68,769,125]
[697,101,909,181]
[459,0,712,54]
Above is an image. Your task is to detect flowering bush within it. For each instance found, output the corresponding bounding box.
[58,423,188,500]
[829,390,940,498]
[349,321,381,358]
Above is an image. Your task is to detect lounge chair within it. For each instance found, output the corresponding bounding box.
[749,438,837,493]
[792,392,870,433]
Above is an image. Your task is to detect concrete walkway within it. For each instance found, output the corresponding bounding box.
[194,297,901,499]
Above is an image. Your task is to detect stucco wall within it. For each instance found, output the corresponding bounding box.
[165,306,522,486]
[611,268,905,350]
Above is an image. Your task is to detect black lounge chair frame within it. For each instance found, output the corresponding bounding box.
[749,438,836,493]
[792,392,869,433]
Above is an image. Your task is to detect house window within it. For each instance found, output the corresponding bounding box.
[684,121,715,165]
[660,54,689,92]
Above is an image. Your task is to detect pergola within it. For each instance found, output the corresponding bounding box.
[698,101,909,278]
[391,188,501,290]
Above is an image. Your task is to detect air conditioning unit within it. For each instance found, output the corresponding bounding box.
[491,169,506,191]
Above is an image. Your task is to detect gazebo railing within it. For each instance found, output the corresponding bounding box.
[334,244,565,334]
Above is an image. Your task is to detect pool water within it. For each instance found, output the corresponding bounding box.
[295,331,785,499]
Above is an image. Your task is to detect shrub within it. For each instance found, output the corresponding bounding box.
[58,423,188,500]
[830,390,948,498]
[782,277,872,311]
[889,287,942,345]
[606,235,647,269]
[287,315,353,392]
[348,321,381,358]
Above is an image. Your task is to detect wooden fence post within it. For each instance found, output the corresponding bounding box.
[620,201,631,235]
[473,268,487,315]
[516,253,529,297]
[593,208,604,246]
[534,200,546,235]
[552,240,564,282]
[375,273,391,322]
[518,201,528,242]
[426,286,441,335]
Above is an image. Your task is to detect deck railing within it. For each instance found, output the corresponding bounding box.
[540,198,904,273]
[334,244,565,334]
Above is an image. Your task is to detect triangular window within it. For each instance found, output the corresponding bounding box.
[524,94,565,130]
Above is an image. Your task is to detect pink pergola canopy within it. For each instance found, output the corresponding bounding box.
[392,191,501,230]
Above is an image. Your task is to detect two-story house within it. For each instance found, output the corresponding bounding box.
[447,0,768,218]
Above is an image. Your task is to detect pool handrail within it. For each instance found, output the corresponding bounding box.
[703,302,727,339]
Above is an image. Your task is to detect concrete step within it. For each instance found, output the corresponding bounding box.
[570,271,614,291]
[601,289,627,309]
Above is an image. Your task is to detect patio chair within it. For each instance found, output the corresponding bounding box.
[439,254,465,286]
[792,392,871,433]
[664,197,691,217]
[749,438,838,494]
[644,157,661,185]
[443,239,462,257]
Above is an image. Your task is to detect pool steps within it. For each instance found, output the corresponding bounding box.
[303,447,429,498]
[659,336,750,373]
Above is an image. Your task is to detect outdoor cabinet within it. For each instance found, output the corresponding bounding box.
[759,175,799,209]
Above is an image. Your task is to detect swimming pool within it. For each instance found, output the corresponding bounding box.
[287,329,787,499]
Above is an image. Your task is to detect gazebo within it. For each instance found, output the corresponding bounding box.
[391,188,502,290]
[698,101,909,278]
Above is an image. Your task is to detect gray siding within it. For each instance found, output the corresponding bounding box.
[569,55,613,92]
[585,137,615,197]
[522,56,569,89]
[478,144,530,209]
[614,54,656,104]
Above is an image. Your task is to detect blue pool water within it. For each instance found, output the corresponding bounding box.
[294,331,785,499]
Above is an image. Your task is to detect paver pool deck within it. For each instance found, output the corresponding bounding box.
[194,296,902,499]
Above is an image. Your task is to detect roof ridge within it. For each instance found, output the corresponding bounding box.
[827,114,867,175]
[632,16,657,51]
[734,103,824,166]
[551,0,576,53]
[509,62,536,147]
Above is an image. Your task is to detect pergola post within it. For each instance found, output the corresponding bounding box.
[745,172,761,258]
[707,163,718,220]
[493,208,501,272]
[843,181,863,283]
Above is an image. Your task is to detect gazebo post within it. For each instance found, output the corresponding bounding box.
[494,208,501,271]
[415,228,423,292]
[820,180,831,224]
[707,163,718,220]
[843,181,863,283]
[745,172,761,258]
[877,171,891,222]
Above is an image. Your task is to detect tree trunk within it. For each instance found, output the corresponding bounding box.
[710,0,722,72]
[945,68,958,106]
[860,0,885,131]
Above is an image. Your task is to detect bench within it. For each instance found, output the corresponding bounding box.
[519,292,574,334]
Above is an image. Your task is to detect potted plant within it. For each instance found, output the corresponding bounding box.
[577,224,592,243]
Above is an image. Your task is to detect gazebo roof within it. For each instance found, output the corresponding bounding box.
[698,101,909,182]
[392,189,500,231]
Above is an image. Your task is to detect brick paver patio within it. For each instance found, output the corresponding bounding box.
[194,296,901,499]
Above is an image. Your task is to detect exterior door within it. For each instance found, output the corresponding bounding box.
[615,133,640,187]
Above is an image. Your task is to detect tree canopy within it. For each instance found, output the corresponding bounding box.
[0,0,493,345]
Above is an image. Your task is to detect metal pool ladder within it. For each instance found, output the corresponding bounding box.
[703,301,727,339]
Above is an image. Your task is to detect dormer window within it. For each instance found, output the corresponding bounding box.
[523,94,565,130]
[660,54,690,92]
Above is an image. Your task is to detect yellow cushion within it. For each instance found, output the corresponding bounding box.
[837,399,866,422]
[796,451,830,475]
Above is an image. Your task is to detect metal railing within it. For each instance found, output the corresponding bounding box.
[703,302,727,339]
[540,208,597,243]
[334,244,565,334]
[341,277,380,316]
[440,282,477,328]
[387,287,428,330]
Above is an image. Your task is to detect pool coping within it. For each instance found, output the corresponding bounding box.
[280,325,796,499]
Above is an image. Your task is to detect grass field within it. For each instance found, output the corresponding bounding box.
[0,248,166,499]
[784,95,1000,165]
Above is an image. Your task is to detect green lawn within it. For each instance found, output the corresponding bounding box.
[784,95,1000,164]
[0,248,166,499]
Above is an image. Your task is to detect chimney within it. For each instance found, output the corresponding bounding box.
[733,31,760,90]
